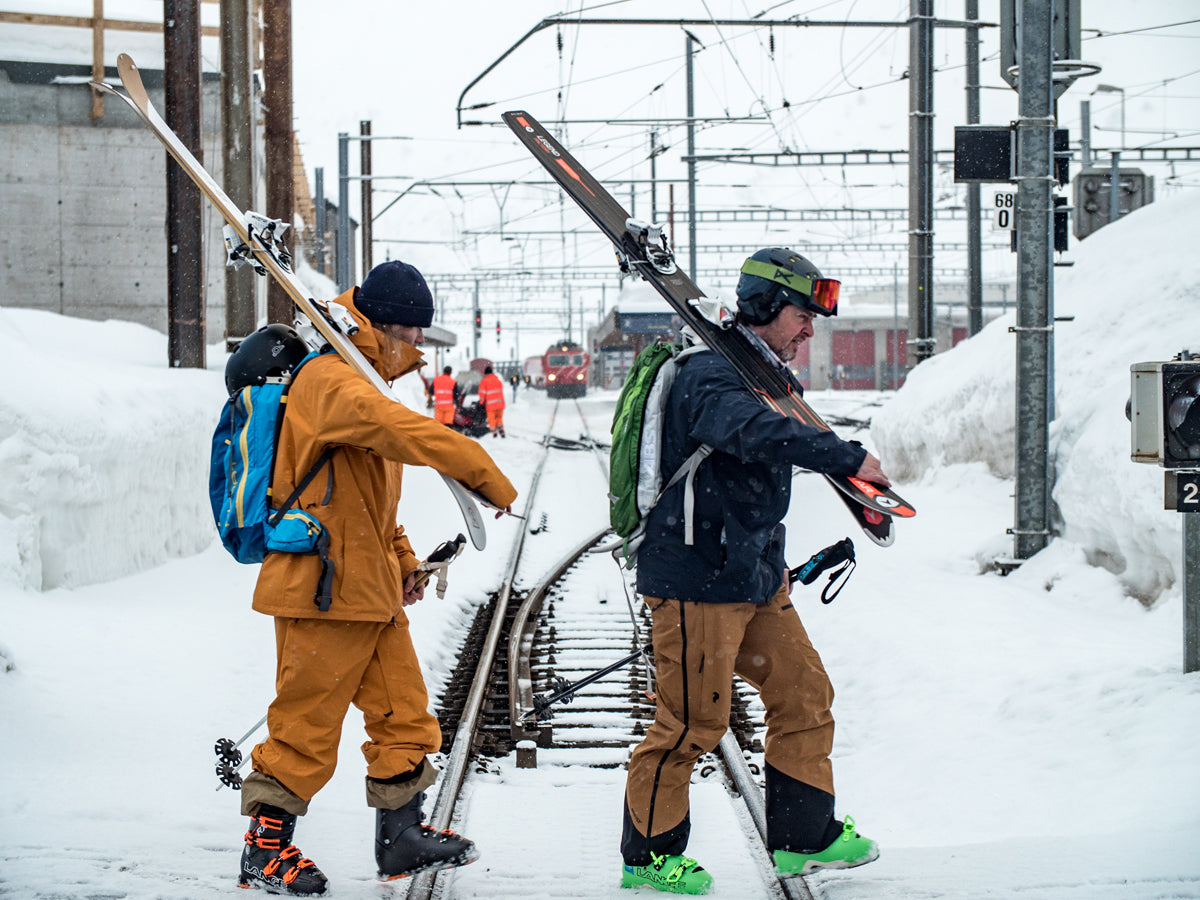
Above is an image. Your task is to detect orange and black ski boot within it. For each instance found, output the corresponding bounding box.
[238,805,328,895]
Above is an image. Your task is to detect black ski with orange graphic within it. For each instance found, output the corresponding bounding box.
[503,110,914,546]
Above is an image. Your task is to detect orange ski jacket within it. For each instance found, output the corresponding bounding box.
[252,289,518,622]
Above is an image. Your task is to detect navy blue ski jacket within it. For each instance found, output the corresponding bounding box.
[635,349,866,605]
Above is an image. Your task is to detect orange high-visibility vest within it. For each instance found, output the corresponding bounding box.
[432,373,457,407]
[477,373,506,410]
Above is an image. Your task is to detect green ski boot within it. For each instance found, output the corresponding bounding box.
[620,852,713,894]
[773,815,879,876]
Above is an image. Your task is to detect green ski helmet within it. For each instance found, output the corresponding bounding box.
[734,248,840,325]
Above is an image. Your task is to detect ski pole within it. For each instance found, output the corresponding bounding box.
[213,534,469,790]
[521,643,653,723]
[212,714,269,790]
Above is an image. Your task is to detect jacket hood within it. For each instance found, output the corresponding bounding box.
[336,287,426,382]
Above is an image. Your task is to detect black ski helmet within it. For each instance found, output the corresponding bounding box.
[224,324,310,396]
[735,248,836,325]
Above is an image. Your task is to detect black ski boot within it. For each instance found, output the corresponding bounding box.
[375,791,480,881]
[239,805,328,895]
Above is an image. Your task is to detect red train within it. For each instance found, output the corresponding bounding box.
[542,340,590,398]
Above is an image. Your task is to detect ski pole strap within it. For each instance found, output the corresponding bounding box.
[415,533,467,599]
[789,537,856,604]
[819,558,855,604]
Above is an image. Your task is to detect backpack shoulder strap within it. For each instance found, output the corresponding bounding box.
[266,446,337,528]
[265,347,339,528]
[642,345,713,546]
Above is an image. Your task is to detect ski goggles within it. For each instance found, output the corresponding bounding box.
[739,258,841,316]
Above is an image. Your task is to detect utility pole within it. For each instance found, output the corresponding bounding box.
[313,167,326,276]
[965,0,983,338]
[163,0,204,368]
[649,131,659,223]
[337,132,351,291]
[263,0,294,324]
[360,120,373,275]
[220,0,255,350]
[685,34,698,281]
[1012,0,1055,560]
[907,0,935,366]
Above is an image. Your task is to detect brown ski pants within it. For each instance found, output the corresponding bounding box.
[242,615,442,815]
[625,583,835,842]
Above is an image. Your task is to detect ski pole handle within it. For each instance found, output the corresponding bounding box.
[789,537,856,603]
[413,534,467,598]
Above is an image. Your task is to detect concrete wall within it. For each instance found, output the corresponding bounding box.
[0,62,236,346]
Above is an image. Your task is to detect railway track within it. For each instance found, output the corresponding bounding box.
[403,401,816,900]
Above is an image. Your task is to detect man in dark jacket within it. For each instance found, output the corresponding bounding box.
[620,248,888,895]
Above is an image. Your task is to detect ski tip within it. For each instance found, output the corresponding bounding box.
[116,54,148,104]
[503,111,534,131]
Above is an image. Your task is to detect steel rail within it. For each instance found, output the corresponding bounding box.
[718,733,816,900]
[511,402,610,736]
[404,408,556,900]
[508,526,614,739]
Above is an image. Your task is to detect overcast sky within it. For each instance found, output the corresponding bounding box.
[4,1,1198,350]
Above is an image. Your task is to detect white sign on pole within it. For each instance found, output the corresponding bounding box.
[993,190,1016,230]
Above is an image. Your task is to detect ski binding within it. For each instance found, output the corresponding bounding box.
[624,218,677,274]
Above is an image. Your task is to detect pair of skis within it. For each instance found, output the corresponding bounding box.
[96,54,912,545]
[93,55,492,549]
[502,111,915,545]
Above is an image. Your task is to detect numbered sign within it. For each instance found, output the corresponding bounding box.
[1177,472,1200,513]
[993,191,1016,230]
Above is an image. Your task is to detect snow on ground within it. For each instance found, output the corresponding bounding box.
[3,196,1200,897]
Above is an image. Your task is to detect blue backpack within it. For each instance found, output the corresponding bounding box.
[208,348,337,609]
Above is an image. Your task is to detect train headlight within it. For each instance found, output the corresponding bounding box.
[548,373,557,381]
[576,373,584,381]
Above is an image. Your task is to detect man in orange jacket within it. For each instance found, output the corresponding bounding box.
[236,260,518,895]
[477,365,506,438]
[431,365,457,425]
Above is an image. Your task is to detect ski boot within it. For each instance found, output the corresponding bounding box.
[238,805,328,895]
[772,815,879,876]
[620,852,713,895]
[375,792,479,880]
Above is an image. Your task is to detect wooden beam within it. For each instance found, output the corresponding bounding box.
[0,11,219,37]
[90,0,104,118]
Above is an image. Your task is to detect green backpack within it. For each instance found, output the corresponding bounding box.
[609,340,711,566]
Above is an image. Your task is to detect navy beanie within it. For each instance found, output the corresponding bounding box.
[356,260,434,328]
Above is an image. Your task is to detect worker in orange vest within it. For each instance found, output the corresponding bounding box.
[477,366,506,438]
[431,366,458,426]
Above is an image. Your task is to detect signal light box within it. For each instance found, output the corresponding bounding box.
[1131,360,1200,473]
[953,126,1014,183]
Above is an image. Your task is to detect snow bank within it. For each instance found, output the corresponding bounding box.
[0,308,225,590]
[872,191,1200,601]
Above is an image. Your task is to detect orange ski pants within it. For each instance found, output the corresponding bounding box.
[625,584,835,841]
[434,405,455,425]
[248,615,442,807]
